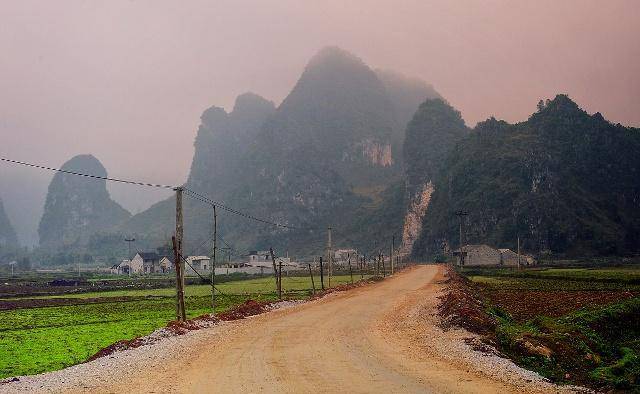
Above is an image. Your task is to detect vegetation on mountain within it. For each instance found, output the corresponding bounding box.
[38,155,131,252]
[414,95,640,258]
[0,198,18,260]
[124,47,439,257]
[403,98,469,196]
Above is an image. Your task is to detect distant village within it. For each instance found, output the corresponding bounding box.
[107,244,535,276]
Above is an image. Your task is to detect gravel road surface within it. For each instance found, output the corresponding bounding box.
[3,265,582,393]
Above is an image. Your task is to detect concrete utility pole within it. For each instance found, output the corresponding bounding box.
[211,205,217,314]
[173,187,186,321]
[455,210,469,266]
[327,227,333,288]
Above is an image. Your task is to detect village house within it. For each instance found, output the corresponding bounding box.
[110,258,143,275]
[455,244,535,267]
[111,252,175,275]
[333,248,358,267]
[246,251,291,267]
[158,256,174,273]
[185,256,210,275]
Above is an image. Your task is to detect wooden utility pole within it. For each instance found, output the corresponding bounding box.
[391,235,395,275]
[211,205,217,314]
[319,256,325,290]
[278,261,283,299]
[517,236,521,270]
[269,248,278,291]
[455,210,469,266]
[308,263,316,295]
[172,236,186,322]
[348,253,353,284]
[327,227,333,288]
[173,187,186,321]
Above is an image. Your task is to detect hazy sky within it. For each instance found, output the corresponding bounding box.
[1,0,639,244]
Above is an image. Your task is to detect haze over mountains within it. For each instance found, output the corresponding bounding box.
[38,155,130,251]
[122,46,440,256]
[413,95,640,258]
[0,198,18,251]
[9,46,640,265]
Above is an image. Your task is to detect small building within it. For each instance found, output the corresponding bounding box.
[111,258,143,275]
[498,249,535,266]
[128,252,161,274]
[158,256,174,273]
[455,244,535,266]
[185,256,210,275]
[333,249,358,267]
[246,251,272,267]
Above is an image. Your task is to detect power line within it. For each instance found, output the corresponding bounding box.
[184,188,318,231]
[0,156,176,189]
[0,156,319,232]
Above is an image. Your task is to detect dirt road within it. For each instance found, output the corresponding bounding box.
[6,265,571,393]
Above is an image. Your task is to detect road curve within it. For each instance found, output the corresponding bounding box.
[6,265,568,393]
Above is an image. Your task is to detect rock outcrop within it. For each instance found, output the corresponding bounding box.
[0,198,18,250]
[400,99,469,254]
[126,47,443,256]
[38,155,130,249]
[414,95,640,258]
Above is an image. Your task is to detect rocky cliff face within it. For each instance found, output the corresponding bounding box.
[126,47,442,256]
[414,95,640,258]
[0,198,18,250]
[400,99,469,254]
[187,92,276,198]
[38,155,131,249]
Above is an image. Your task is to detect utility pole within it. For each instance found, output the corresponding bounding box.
[211,205,217,314]
[173,187,186,321]
[327,227,332,288]
[348,253,353,284]
[319,256,325,290]
[517,236,521,270]
[269,248,278,292]
[278,261,283,299]
[391,235,395,275]
[308,263,316,295]
[455,210,469,266]
[124,237,135,277]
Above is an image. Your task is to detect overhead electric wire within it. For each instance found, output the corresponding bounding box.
[0,156,176,189]
[184,188,318,231]
[1,155,321,232]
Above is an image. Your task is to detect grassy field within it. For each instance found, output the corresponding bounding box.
[0,274,365,379]
[463,266,640,390]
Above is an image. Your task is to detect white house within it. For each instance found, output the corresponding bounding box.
[111,258,143,275]
[245,251,297,268]
[185,256,210,275]
[158,256,174,273]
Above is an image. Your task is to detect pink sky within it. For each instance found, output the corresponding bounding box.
[1,0,638,201]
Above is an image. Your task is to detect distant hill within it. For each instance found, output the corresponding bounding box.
[375,69,442,147]
[413,95,640,258]
[400,99,470,254]
[38,155,131,251]
[0,198,18,255]
[124,47,441,256]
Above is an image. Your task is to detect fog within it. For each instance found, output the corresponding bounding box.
[1,0,638,245]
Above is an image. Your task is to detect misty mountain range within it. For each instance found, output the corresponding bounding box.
[1,46,639,264]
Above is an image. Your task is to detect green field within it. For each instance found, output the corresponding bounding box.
[462,266,640,390]
[0,274,365,379]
